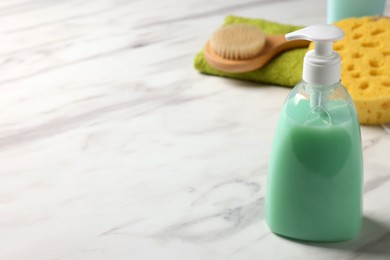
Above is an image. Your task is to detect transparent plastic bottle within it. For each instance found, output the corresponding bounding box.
[266,25,363,242]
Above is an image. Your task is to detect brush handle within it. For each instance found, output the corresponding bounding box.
[258,35,309,66]
[267,35,309,53]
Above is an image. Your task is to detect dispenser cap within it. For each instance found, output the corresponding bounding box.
[286,25,344,85]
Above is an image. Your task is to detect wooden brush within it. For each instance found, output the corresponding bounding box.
[204,24,310,73]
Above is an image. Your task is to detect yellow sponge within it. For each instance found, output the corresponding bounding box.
[330,17,390,125]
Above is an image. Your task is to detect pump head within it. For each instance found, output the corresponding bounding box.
[286,25,344,85]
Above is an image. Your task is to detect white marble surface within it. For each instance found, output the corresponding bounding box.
[1,0,390,259]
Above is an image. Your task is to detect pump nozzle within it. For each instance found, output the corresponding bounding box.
[285,25,344,86]
[286,25,344,57]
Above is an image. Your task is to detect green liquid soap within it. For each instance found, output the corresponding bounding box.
[266,88,363,242]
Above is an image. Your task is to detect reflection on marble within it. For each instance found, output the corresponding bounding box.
[0,0,389,259]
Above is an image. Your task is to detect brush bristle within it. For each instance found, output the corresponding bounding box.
[210,24,266,60]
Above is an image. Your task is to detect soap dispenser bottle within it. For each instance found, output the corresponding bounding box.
[265,25,363,242]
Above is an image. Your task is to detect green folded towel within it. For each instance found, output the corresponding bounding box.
[194,16,307,87]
